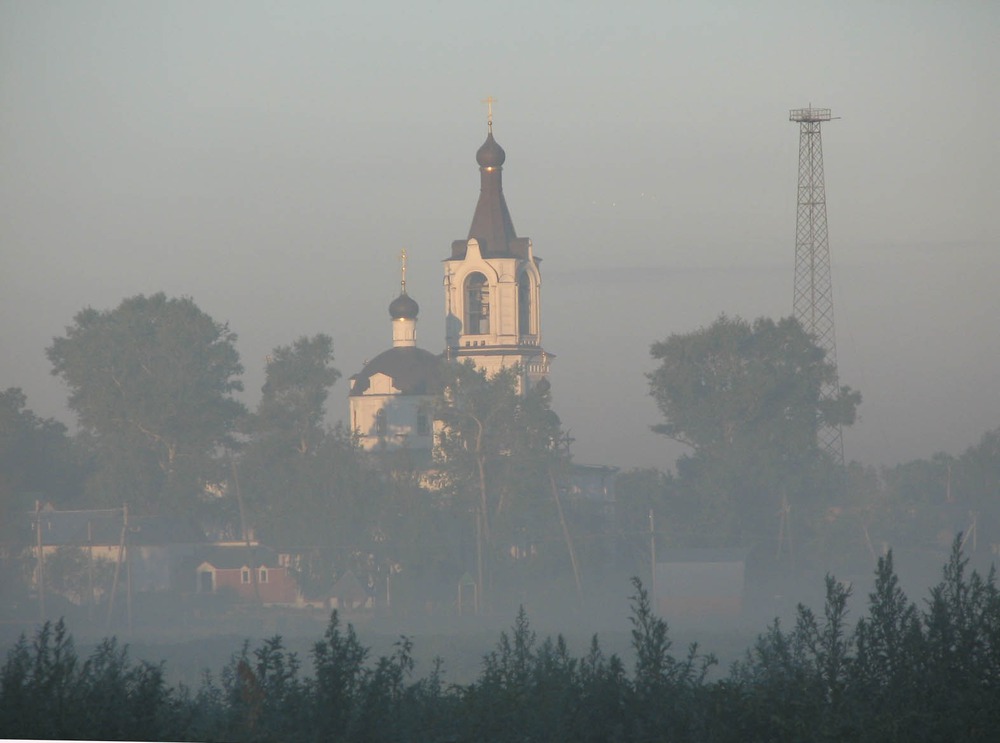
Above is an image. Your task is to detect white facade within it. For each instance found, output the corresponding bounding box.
[349,365,436,451]
[348,123,549,452]
[348,291,443,452]
[443,126,551,391]
[444,238,548,389]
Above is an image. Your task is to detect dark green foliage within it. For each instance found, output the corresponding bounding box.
[433,363,573,610]
[0,389,86,606]
[46,293,245,514]
[0,387,84,514]
[647,315,861,545]
[312,610,368,740]
[4,548,1000,741]
[627,577,716,741]
[879,428,1000,552]
[726,539,1000,743]
[0,618,174,740]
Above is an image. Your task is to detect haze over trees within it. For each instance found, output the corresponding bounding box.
[639,314,862,548]
[0,387,82,515]
[433,363,576,608]
[1,291,998,626]
[3,544,999,741]
[46,293,245,514]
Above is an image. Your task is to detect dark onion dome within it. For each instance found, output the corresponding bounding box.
[388,292,419,320]
[476,132,506,168]
[349,347,445,397]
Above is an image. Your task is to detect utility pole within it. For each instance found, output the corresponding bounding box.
[790,105,845,464]
[35,501,45,622]
[649,509,656,592]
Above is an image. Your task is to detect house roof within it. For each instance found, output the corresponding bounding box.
[194,545,281,570]
[28,509,206,547]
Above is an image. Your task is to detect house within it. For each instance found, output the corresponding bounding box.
[192,544,300,605]
[26,506,206,600]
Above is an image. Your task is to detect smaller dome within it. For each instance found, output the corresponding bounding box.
[476,132,506,168]
[389,292,419,320]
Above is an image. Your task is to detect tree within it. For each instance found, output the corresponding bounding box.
[879,428,1000,552]
[47,293,245,514]
[237,336,365,548]
[647,315,861,544]
[0,388,83,512]
[433,363,571,609]
[253,334,340,458]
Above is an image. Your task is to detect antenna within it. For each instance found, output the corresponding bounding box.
[790,105,844,464]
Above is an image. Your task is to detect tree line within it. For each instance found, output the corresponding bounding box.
[2,543,999,741]
[2,292,998,613]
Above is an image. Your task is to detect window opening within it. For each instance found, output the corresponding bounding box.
[465,273,490,334]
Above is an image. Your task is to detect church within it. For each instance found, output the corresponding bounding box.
[349,113,551,451]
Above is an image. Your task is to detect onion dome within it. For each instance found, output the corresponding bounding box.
[388,292,419,320]
[476,132,506,168]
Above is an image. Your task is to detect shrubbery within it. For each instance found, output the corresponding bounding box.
[3,540,999,742]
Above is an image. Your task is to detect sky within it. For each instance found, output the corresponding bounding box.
[1,0,997,472]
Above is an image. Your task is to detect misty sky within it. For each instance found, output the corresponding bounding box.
[2,1,997,472]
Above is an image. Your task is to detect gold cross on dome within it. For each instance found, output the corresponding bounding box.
[481,95,497,132]
[400,248,407,294]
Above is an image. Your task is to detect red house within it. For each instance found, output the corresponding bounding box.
[194,544,299,605]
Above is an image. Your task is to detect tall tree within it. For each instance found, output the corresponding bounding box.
[47,293,245,514]
[0,388,83,512]
[434,363,571,608]
[238,335,353,545]
[647,315,861,544]
[0,389,84,602]
[254,334,340,458]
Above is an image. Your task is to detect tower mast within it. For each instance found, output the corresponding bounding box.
[789,105,844,464]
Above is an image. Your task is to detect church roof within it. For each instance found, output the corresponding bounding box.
[451,129,531,261]
[349,346,445,397]
[388,292,419,320]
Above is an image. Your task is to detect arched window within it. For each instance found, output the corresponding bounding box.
[375,409,387,437]
[518,272,531,337]
[465,273,490,334]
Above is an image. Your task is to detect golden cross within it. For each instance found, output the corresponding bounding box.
[400,248,407,294]
[481,95,497,132]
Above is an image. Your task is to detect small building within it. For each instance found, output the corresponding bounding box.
[193,544,299,605]
[330,569,371,611]
[26,506,206,599]
[653,548,748,620]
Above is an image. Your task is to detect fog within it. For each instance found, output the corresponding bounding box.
[2,2,997,472]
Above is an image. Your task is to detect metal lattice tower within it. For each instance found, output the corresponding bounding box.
[790,106,844,464]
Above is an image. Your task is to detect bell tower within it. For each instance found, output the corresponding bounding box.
[443,104,550,390]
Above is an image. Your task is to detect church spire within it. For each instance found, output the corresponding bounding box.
[443,108,550,392]
[458,100,520,259]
